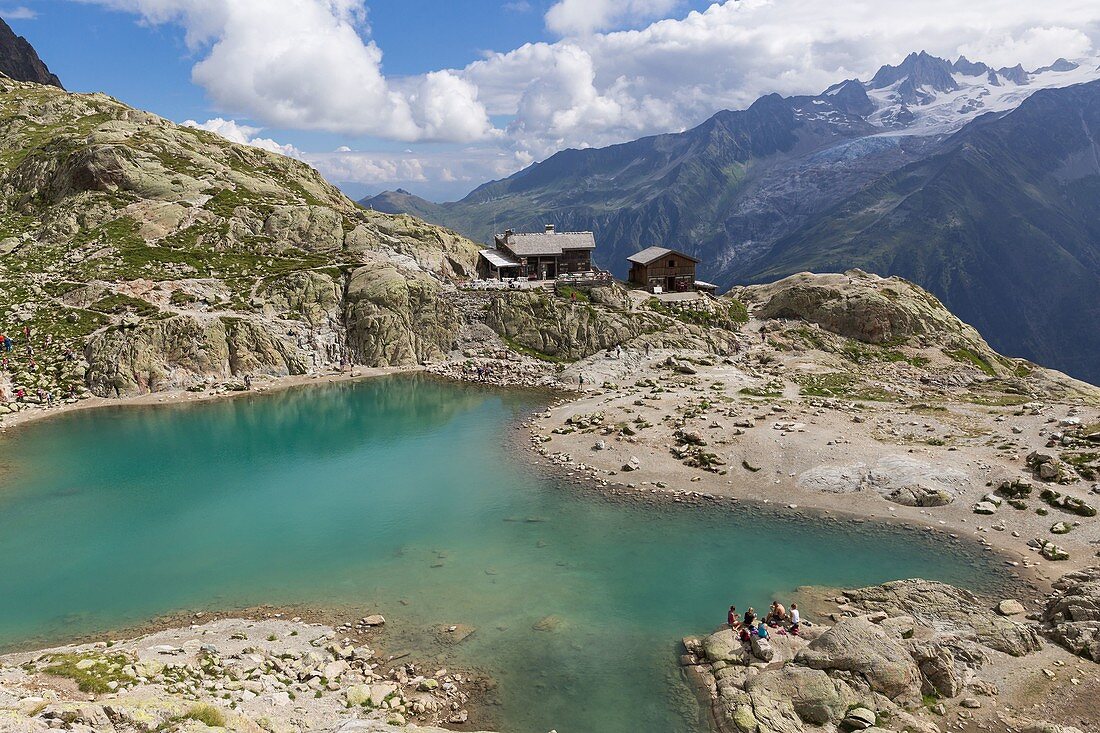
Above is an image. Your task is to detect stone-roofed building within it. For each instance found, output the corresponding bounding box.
[478,225,596,280]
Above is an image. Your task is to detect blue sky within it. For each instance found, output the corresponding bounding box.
[5,1,1099,201]
[9,0,559,147]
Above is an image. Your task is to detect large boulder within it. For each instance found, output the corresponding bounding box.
[1042,566,1100,661]
[795,617,922,701]
[702,628,752,665]
[751,666,857,729]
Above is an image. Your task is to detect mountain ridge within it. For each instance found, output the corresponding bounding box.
[0,16,61,88]
[363,51,1100,384]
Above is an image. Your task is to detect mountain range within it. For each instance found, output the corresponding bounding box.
[0,15,62,87]
[364,52,1100,384]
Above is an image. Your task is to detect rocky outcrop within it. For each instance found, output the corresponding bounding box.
[343,263,460,366]
[798,455,968,507]
[484,288,664,361]
[682,578,1045,733]
[0,17,61,87]
[841,579,1042,657]
[734,271,996,356]
[483,285,742,362]
[84,314,308,396]
[795,617,922,701]
[1041,565,1100,661]
[0,77,484,401]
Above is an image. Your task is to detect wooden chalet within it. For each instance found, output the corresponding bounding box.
[627,246,700,293]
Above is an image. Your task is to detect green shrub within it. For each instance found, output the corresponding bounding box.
[183,704,226,727]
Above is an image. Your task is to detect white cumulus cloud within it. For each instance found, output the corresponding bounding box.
[545,0,681,35]
[83,0,495,143]
[182,117,304,159]
[82,0,1100,197]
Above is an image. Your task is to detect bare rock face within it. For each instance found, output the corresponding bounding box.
[798,455,967,507]
[483,285,742,362]
[841,579,1042,657]
[484,288,663,361]
[795,617,922,702]
[0,17,62,87]
[84,315,308,396]
[739,666,857,732]
[343,263,460,366]
[1042,565,1100,661]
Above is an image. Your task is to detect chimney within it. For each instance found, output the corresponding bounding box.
[545,224,555,233]
[504,228,514,237]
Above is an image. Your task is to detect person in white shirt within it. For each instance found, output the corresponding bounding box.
[790,604,801,634]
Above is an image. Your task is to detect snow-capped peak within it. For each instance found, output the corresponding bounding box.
[861,52,1100,137]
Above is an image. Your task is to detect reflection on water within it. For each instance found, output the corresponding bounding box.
[0,374,1011,733]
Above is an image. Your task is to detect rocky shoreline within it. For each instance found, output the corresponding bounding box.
[678,569,1100,733]
[0,614,496,733]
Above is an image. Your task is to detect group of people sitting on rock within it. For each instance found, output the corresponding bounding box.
[727,600,801,641]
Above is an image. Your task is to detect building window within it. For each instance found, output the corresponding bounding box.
[668,259,676,267]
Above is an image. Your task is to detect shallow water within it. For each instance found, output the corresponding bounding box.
[0,375,1012,732]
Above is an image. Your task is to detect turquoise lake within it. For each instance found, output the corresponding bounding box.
[0,375,1015,732]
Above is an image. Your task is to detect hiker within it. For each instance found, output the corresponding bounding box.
[244,374,252,390]
[789,604,801,635]
[727,605,739,629]
[767,600,787,626]
[645,342,651,357]
[755,622,769,640]
[743,607,756,628]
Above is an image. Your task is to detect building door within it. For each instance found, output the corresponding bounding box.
[666,276,675,291]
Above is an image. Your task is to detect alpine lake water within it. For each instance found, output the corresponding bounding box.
[0,374,1019,733]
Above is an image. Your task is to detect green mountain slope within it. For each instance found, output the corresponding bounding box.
[750,80,1100,384]
[0,78,479,401]
[363,91,919,271]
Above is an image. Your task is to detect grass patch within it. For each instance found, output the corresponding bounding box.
[204,187,275,219]
[556,285,590,303]
[796,373,896,402]
[841,342,928,367]
[42,652,136,694]
[183,704,226,728]
[646,297,747,330]
[945,347,997,376]
[90,293,159,317]
[501,335,574,364]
